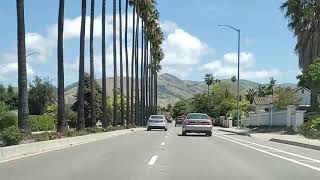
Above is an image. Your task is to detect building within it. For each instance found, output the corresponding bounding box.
[253,96,277,112]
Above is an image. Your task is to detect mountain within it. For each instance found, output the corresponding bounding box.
[64,73,298,107]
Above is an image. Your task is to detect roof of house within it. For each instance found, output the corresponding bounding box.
[254,96,277,105]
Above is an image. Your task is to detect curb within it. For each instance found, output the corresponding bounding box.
[218,129,250,136]
[0,128,142,163]
[270,138,320,151]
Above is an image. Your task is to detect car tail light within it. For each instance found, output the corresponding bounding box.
[202,121,212,125]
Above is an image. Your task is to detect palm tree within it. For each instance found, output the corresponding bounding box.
[140,20,144,123]
[113,0,118,126]
[281,1,320,110]
[269,77,277,96]
[231,76,236,84]
[135,3,140,125]
[130,0,136,125]
[101,0,108,127]
[245,88,257,104]
[89,0,96,127]
[119,0,125,126]
[77,0,87,130]
[204,74,214,95]
[57,0,68,132]
[16,0,31,133]
[125,0,130,125]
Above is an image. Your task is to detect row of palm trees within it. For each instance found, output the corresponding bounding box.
[16,0,164,133]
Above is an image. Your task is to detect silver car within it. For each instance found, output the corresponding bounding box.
[147,115,167,131]
[182,113,212,136]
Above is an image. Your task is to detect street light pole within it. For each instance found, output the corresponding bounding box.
[218,24,241,129]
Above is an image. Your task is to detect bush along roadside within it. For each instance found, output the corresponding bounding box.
[2,125,136,146]
[298,117,320,139]
[30,115,55,132]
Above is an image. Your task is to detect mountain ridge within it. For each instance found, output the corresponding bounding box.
[64,73,297,107]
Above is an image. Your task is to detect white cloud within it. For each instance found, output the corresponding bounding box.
[224,52,254,68]
[201,52,280,80]
[0,62,34,79]
[50,14,134,40]
[160,21,210,78]
[161,21,178,33]
[26,33,55,62]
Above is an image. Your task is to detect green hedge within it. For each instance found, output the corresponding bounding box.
[30,115,55,132]
[1,126,21,146]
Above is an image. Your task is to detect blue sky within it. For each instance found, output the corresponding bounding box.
[0,0,299,87]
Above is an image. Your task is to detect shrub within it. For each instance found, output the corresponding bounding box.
[1,126,21,146]
[30,115,55,132]
[0,112,18,131]
[298,119,320,139]
[310,117,320,130]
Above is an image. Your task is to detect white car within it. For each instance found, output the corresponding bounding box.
[147,115,167,131]
[182,113,213,136]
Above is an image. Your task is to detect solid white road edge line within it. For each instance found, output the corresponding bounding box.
[161,142,165,146]
[212,134,320,172]
[148,155,158,166]
[214,132,320,163]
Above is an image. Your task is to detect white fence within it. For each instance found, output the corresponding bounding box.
[238,105,305,131]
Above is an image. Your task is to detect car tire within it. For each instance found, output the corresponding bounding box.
[147,127,151,131]
[164,128,168,131]
[182,131,187,136]
[207,132,212,136]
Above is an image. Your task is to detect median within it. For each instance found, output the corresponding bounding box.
[0,127,143,162]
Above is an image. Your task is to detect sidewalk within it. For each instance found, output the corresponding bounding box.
[216,127,250,135]
[250,133,320,151]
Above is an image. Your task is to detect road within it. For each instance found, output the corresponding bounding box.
[1,124,320,180]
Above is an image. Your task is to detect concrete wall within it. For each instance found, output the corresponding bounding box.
[241,106,305,132]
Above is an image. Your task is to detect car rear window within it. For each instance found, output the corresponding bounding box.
[186,114,209,120]
[150,115,164,119]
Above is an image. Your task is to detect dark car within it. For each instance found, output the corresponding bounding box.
[175,116,184,126]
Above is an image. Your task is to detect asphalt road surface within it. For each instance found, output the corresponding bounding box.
[1,124,320,180]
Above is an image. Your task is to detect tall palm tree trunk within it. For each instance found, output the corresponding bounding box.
[125,0,129,126]
[113,0,118,126]
[16,0,30,133]
[101,0,108,127]
[145,40,149,118]
[155,72,158,113]
[57,0,68,132]
[77,0,87,130]
[140,20,144,125]
[130,3,136,126]
[135,5,140,125]
[119,0,125,126]
[89,0,96,127]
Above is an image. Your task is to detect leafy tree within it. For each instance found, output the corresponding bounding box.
[297,58,320,111]
[0,85,18,110]
[274,87,301,109]
[72,74,106,127]
[28,76,56,115]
